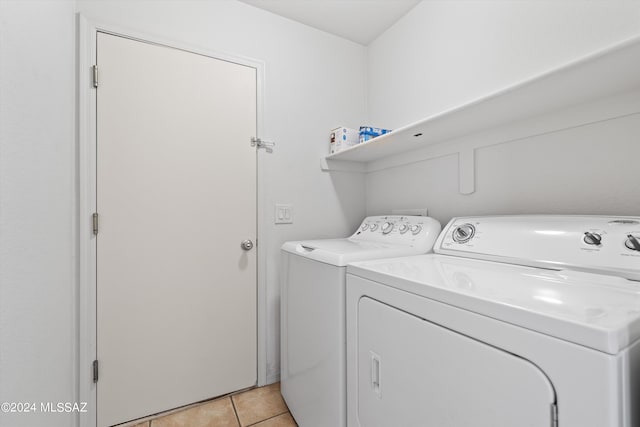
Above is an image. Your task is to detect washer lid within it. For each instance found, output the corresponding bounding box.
[282,239,426,267]
[347,254,640,354]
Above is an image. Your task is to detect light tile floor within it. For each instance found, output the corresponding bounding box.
[124,383,297,427]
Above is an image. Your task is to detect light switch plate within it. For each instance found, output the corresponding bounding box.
[391,208,428,217]
[275,204,293,224]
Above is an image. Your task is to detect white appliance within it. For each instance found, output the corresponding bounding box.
[281,215,442,427]
[346,215,640,427]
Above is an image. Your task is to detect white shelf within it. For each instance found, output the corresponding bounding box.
[325,35,640,172]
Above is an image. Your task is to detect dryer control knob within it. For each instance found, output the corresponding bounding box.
[398,224,409,234]
[361,223,369,231]
[370,223,379,232]
[410,224,422,235]
[625,234,640,251]
[382,222,394,234]
[452,224,475,243]
[583,232,602,246]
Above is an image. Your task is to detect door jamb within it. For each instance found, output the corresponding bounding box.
[77,15,268,427]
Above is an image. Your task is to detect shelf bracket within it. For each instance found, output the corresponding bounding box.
[459,149,475,195]
[320,157,366,173]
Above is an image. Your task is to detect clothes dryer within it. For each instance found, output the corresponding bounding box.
[346,216,640,427]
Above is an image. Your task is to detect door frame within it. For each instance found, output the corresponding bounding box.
[77,15,268,427]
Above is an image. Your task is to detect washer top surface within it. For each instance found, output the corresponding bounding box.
[282,215,441,267]
[282,239,413,267]
[347,215,640,354]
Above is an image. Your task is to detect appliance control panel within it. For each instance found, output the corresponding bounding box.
[351,215,441,250]
[435,216,640,281]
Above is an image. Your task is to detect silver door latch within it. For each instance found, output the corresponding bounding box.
[251,137,275,153]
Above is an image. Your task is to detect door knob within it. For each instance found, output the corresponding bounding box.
[241,240,254,251]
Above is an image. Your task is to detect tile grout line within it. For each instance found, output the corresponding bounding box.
[245,410,291,427]
[230,395,243,427]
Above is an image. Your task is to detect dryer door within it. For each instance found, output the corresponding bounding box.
[357,297,556,427]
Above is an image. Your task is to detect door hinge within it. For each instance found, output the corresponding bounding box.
[92,65,99,88]
[92,212,99,235]
[92,360,99,383]
[250,137,275,153]
[551,403,558,427]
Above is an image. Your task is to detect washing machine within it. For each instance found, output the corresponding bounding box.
[280,215,442,427]
[346,215,640,427]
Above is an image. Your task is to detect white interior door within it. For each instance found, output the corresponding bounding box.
[357,297,556,427]
[96,32,257,427]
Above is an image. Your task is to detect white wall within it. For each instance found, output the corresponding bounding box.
[366,1,640,225]
[0,1,367,426]
[0,1,77,427]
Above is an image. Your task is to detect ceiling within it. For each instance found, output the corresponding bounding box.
[238,0,421,45]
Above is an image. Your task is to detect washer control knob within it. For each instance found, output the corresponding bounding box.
[370,223,379,232]
[398,224,409,234]
[583,232,602,246]
[381,222,394,234]
[361,223,369,231]
[625,234,640,251]
[410,224,422,235]
[452,224,475,243]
